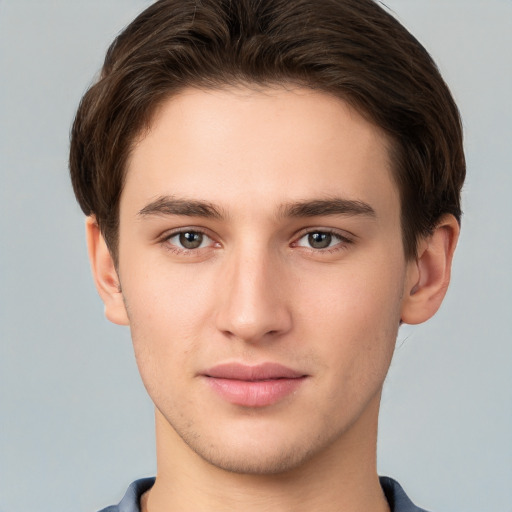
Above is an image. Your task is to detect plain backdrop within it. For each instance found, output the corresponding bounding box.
[0,1,511,511]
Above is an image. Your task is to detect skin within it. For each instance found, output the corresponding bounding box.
[87,86,459,512]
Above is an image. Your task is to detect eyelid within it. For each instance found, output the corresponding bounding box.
[159,224,214,238]
[290,227,355,254]
[292,227,355,244]
[156,225,354,254]
[159,226,220,251]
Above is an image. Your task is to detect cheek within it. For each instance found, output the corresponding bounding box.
[297,251,404,330]
[294,255,404,388]
[122,255,216,332]
[120,265,215,394]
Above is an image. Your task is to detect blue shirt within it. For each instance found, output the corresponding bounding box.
[98,476,429,511]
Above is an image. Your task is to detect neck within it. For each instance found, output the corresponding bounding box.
[144,393,389,512]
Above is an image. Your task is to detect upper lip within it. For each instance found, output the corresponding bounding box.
[203,362,306,381]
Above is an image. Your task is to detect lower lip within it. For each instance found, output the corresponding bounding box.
[205,377,306,407]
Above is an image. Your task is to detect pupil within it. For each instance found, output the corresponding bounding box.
[180,232,203,249]
[308,232,331,249]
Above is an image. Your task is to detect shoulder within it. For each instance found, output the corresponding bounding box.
[97,478,155,512]
[380,476,430,512]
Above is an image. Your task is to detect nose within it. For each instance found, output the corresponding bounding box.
[215,246,293,343]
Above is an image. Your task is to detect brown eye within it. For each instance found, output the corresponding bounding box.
[179,231,204,249]
[307,232,332,249]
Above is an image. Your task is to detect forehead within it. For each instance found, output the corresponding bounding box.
[122,85,399,220]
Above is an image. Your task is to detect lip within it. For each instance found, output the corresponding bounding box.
[202,363,307,408]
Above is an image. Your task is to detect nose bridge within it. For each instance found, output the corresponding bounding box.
[216,240,291,342]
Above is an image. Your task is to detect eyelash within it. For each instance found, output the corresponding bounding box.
[159,228,354,255]
[160,228,217,255]
[292,229,354,254]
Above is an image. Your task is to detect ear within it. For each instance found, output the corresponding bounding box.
[401,214,460,325]
[85,216,129,326]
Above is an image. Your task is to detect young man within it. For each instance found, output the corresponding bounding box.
[69,0,465,510]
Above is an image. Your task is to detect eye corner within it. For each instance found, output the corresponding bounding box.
[158,226,221,256]
[291,228,355,254]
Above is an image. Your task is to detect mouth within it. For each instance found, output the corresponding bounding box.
[202,362,308,408]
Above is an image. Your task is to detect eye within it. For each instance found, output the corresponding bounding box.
[295,230,349,250]
[166,230,212,250]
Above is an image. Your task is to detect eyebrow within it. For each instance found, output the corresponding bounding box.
[279,198,376,219]
[138,196,224,219]
[137,196,376,220]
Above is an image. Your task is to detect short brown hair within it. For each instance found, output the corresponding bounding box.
[69,0,465,262]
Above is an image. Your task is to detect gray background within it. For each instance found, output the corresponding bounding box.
[0,1,510,511]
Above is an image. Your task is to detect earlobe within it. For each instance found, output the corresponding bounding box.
[85,216,130,326]
[401,214,460,325]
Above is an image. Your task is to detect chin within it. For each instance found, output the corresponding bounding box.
[187,437,319,475]
[171,412,345,476]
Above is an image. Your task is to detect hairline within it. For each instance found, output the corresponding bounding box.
[103,80,417,267]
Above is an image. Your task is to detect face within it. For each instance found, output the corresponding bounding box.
[116,86,415,474]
